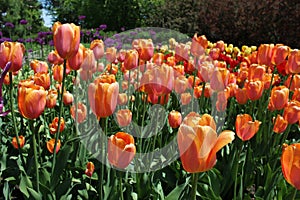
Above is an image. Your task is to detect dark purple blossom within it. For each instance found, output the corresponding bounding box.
[0,31,2,37]
[0,38,12,43]
[85,30,91,35]
[48,40,54,46]
[99,24,107,30]
[25,38,34,43]
[20,19,28,25]
[27,49,33,53]
[78,15,86,20]
[17,38,25,43]
[5,22,14,28]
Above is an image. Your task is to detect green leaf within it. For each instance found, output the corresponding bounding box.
[165,176,190,200]
[51,145,72,190]
[28,187,42,200]
[19,173,33,198]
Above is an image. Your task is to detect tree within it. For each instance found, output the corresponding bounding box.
[0,0,46,41]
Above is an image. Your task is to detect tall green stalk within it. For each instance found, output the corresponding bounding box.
[30,120,40,193]
[51,59,67,176]
[191,173,199,200]
[9,72,26,167]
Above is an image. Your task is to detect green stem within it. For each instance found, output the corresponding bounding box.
[119,173,124,200]
[291,187,297,200]
[234,142,243,200]
[9,72,26,167]
[191,173,199,200]
[30,120,40,193]
[51,59,67,176]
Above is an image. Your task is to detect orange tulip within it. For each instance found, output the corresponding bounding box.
[283,101,300,124]
[147,93,169,105]
[18,81,46,119]
[108,132,136,169]
[85,162,95,177]
[47,50,64,65]
[63,91,74,105]
[88,79,119,118]
[174,75,188,94]
[46,89,58,108]
[70,102,87,123]
[281,143,300,190]
[247,64,265,81]
[52,22,80,59]
[216,90,228,112]
[181,92,192,105]
[52,64,64,83]
[273,115,288,134]
[80,48,96,71]
[105,47,117,63]
[68,43,86,70]
[139,63,174,96]
[268,86,289,111]
[0,41,25,72]
[210,68,230,91]
[132,39,154,61]
[292,88,300,102]
[117,93,128,106]
[49,117,65,134]
[124,49,139,70]
[285,49,300,74]
[116,109,132,127]
[12,135,25,149]
[175,43,189,62]
[235,87,248,105]
[168,110,182,128]
[271,45,290,66]
[33,72,50,90]
[90,39,105,60]
[245,80,264,101]
[47,138,61,154]
[284,74,300,91]
[190,34,208,57]
[235,114,261,141]
[257,44,274,67]
[30,60,48,73]
[152,53,165,66]
[177,112,235,173]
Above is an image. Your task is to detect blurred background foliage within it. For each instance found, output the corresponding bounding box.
[0,0,299,47]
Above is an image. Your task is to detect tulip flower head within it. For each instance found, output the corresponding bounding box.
[85,162,95,177]
[281,143,300,190]
[235,114,261,141]
[108,132,136,169]
[12,135,25,149]
[177,112,235,173]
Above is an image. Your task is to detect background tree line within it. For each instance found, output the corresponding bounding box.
[1,0,299,48]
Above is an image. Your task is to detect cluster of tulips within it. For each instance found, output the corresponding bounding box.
[0,21,300,199]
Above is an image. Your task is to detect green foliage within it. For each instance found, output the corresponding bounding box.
[0,0,46,40]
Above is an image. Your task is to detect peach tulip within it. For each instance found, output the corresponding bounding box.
[177,112,235,173]
[116,109,132,127]
[108,132,136,169]
[18,81,46,119]
[281,143,300,190]
[235,114,261,141]
[70,102,87,123]
[0,41,25,72]
[90,39,105,60]
[30,60,48,73]
[52,22,80,59]
[168,110,182,128]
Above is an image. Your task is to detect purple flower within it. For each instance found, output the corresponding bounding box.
[121,27,125,31]
[0,62,12,117]
[25,38,33,43]
[99,24,107,30]
[78,15,86,20]
[0,31,2,37]
[5,22,14,28]
[48,40,54,46]
[17,38,25,43]
[20,19,28,25]
[27,49,33,53]
[85,30,91,35]
[104,38,115,47]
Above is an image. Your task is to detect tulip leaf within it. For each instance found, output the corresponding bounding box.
[27,187,42,200]
[165,176,190,200]
[51,144,72,190]
[19,172,33,198]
